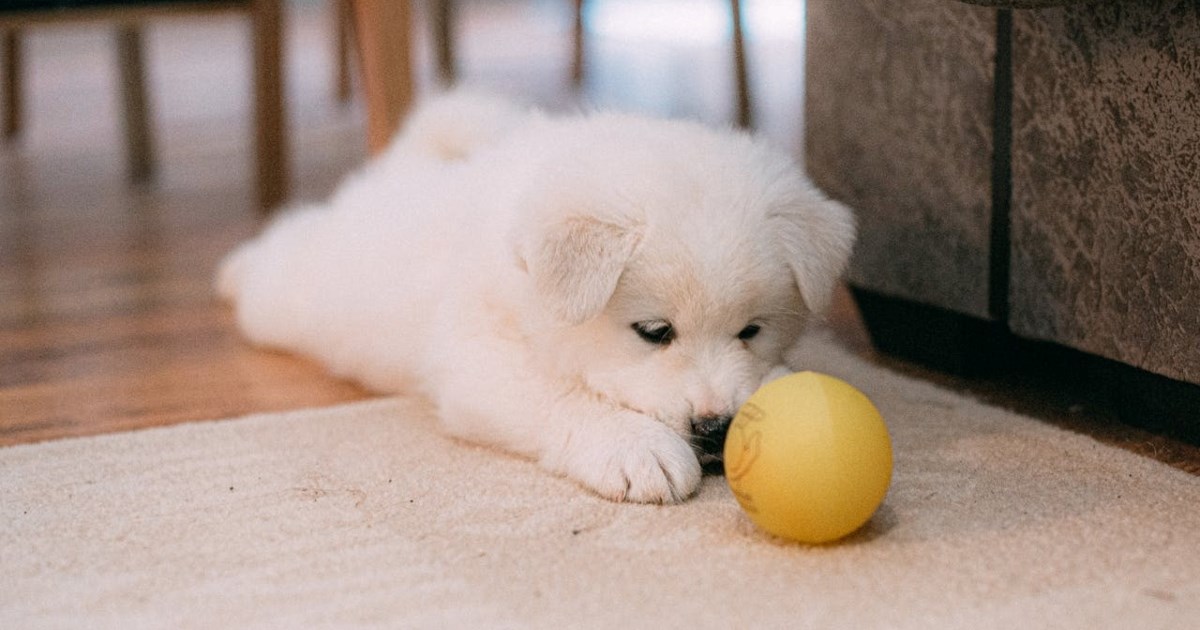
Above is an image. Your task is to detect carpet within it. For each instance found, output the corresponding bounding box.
[2,332,1198,629]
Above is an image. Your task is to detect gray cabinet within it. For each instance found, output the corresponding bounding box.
[1009,4,1200,385]
[806,0,997,321]
[807,0,1200,441]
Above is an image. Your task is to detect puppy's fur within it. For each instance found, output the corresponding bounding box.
[217,92,855,503]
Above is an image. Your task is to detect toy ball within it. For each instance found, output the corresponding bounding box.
[724,371,892,544]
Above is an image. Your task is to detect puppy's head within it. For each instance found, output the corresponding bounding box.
[514,114,855,467]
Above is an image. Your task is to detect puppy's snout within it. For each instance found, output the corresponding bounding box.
[691,414,732,474]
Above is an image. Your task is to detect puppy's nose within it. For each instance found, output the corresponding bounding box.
[691,414,732,474]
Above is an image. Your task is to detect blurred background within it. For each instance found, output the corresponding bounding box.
[1,0,805,214]
[0,0,812,444]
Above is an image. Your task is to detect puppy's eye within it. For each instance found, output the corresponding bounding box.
[737,323,762,341]
[632,321,675,346]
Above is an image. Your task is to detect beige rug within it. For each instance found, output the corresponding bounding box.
[3,332,1198,629]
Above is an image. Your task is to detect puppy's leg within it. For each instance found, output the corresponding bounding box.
[433,352,701,503]
[540,403,702,504]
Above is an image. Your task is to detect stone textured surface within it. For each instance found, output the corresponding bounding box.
[1009,1,1200,383]
[959,1,1083,8]
[805,0,997,319]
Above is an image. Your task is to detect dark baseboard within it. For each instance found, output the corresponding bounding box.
[851,286,1200,447]
[1112,360,1200,446]
[850,287,1011,377]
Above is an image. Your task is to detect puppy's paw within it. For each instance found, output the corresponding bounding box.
[546,413,701,504]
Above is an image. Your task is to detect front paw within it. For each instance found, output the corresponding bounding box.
[545,413,701,504]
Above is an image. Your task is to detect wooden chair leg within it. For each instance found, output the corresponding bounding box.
[433,0,456,86]
[252,0,288,211]
[570,0,585,85]
[350,0,414,155]
[5,30,23,140]
[729,0,752,129]
[335,0,353,103]
[116,25,155,181]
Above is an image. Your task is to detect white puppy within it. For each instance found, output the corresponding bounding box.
[217,92,855,504]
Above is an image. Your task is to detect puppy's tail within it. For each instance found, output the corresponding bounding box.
[390,89,527,162]
[215,242,254,302]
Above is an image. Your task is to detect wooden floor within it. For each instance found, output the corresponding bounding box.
[2,1,1196,473]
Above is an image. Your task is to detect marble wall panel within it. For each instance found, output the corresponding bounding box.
[1010,1,1200,383]
[805,0,997,319]
[961,1,1081,7]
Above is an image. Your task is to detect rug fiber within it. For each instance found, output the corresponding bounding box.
[2,333,1198,628]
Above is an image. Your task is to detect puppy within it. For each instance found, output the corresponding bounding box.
[217,92,855,504]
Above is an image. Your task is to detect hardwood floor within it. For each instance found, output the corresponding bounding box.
[1,4,362,445]
[2,1,1196,474]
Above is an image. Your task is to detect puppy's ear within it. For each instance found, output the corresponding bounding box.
[522,216,642,324]
[770,192,856,315]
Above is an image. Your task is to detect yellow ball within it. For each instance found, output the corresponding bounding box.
[724,371,892,544]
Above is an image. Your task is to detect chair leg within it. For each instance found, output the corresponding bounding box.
[350,0,414,155]
[116,26,155,181]
[335,0,353,103]
[729,0,752,129]
[433,0,455,86]
[5,30,23,140]
[570,0,585,85]
[252,0,288,211]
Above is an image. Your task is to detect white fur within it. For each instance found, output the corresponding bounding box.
[217,91,855,504]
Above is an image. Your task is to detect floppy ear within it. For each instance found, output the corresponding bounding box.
[521,215,643,324]
[770,192,857,315]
